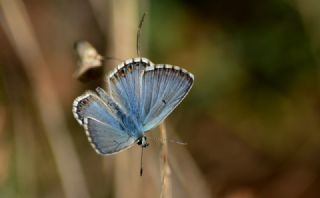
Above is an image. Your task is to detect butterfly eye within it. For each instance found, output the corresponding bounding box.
[137,138,143,145]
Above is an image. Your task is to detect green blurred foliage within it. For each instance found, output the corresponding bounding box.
[149,0,320,195]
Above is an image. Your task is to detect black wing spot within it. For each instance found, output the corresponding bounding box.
[162,99,167,104]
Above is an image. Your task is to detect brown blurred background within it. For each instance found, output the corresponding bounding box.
[1,0,320,197]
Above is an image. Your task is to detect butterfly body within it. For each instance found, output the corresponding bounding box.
[73,57,193,155]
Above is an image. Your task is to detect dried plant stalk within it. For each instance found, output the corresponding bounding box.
[1,0,90,197]
[159,122,172,198]
[108,1,142,198]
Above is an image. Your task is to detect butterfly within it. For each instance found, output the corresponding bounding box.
[72,57,194,155]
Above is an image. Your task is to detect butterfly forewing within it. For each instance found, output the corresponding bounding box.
[141,64,194,131]
[108,58,150,126]
[73,92,120,127]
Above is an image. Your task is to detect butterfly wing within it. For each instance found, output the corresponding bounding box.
[83,117,136,155]
[108,58,150,126]
[72,91,137,155]
[107,58,194,132]
[140,64,194,131]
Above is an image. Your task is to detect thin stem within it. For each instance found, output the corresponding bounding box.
[108,1,143,198]
[159,122,172,198]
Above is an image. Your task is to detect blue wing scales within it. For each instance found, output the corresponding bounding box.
[141,64,194,131]
[108,58,150,128]
[83,117,136,155]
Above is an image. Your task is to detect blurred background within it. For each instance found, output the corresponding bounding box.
[1,0,320,197]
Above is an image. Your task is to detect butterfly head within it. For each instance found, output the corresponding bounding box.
[137,136,149,148]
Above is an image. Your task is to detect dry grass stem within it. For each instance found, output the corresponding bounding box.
[159,122,172,198]
[1,0,90,197]
[108,1,142,198]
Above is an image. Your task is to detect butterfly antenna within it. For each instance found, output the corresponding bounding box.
[140,146,144,176]
[137,12,147,57]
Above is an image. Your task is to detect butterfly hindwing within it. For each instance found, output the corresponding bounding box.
[73,91,137,154]
[84,117,136,155]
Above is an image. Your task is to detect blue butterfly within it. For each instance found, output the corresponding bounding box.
[72,57,194,155]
